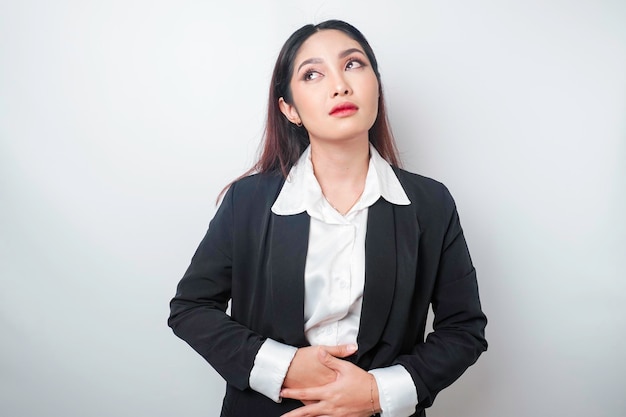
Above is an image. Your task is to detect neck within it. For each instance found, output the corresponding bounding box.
[309,138,370,215]
[310,139,369,182]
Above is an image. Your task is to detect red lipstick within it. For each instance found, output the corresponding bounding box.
[329,102,358,117]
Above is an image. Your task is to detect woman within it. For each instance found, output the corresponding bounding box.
[169,20,487,417]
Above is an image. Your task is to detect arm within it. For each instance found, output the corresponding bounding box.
[394,187,488,411]
[169,183,360,396]
[168,184,264,390]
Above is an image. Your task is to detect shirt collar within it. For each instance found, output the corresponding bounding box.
[271,144,410,217]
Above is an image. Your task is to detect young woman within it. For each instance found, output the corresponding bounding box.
[168,20,487,417]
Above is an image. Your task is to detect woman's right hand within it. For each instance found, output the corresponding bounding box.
[283,344,358,389]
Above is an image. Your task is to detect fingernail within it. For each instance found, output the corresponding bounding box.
[348,343,358,353]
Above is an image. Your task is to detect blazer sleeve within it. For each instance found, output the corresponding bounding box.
[394,185,488,412]
[168,183,264,391]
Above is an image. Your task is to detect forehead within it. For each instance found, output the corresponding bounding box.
[295,29,363,61]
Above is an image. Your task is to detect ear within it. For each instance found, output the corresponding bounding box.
[278,97,301,126]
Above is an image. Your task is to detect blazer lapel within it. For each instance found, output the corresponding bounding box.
[357,197,397,358]
[268,212,310,346]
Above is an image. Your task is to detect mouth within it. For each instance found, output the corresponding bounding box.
[329,102,359,117]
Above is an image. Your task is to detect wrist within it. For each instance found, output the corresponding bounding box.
[369,373,381,414]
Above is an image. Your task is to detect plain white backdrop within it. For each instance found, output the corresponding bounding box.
[1,1,625,416]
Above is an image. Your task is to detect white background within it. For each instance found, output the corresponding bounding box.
[1,1,625,416]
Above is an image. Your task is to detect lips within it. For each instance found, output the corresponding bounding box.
[329,102,358,117]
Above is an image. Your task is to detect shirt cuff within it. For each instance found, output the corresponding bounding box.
[369,365,418,417]
[249,339,298,402]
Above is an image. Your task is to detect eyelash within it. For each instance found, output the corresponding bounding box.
[345,57,366,69]
[302,57,367,81]
[303,70,320,81]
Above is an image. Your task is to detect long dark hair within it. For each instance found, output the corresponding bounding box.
[221,20,401,199]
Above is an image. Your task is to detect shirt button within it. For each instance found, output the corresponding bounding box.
[339,280,348,289]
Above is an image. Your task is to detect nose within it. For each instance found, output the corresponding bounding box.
[333,87,350,97]
[331,73,352,97]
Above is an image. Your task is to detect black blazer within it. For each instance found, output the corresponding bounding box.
[169,168,487,417]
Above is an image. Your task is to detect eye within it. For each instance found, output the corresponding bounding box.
[345,58,365,70]
[303,70,322,81]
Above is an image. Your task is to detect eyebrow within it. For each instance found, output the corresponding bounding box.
[296,48,366,73]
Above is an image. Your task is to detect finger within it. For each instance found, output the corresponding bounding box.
[321,343,357,358]
[280,386,325,401]
[317,347,348,372]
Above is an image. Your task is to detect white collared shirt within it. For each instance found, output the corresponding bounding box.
[249,145,418,417]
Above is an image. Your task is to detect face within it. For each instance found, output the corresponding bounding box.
[279,29,380,145]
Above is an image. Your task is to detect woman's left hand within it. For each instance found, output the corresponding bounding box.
[280,348,381,417]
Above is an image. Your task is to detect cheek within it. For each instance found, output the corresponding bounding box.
[361,75,379,104]
[366,80,380,117]
[370,78,380,101]
[289,86,316,118]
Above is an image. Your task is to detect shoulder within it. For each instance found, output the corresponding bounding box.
[392,167,456,212]
[223,172,285,211]
[391,168,465,240]
[230,172,284,193]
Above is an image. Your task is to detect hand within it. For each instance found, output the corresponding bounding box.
[283,344,357,390]
[280,348,381,417]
